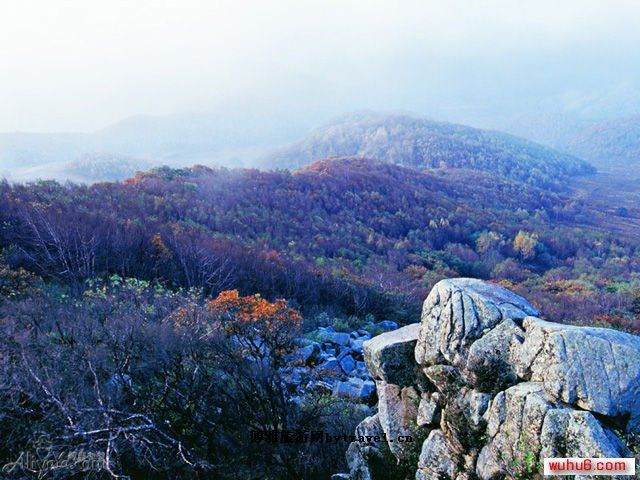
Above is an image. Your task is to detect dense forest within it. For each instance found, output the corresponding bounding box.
[1,156,639,478]
[1,157,638,328]
[265,113,594,189]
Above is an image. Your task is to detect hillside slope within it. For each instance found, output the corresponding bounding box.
[1,158,637,327]
[264,112,595,188]
[561,115,640,171]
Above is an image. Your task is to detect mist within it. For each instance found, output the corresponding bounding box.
[2,0,639,131]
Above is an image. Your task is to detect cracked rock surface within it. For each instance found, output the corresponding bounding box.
[344,278,640,480]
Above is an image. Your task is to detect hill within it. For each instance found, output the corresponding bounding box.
[264,112,595,188]
[1,158,637,328]
[560,115,640,171]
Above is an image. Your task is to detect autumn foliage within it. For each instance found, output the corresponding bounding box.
[207,290,302,366]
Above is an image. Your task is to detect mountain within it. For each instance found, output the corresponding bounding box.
[4,153,154,183]
[558,115,640,172]
[0,105,321,181]
[264,112,594,189]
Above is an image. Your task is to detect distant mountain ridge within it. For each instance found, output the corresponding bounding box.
[559,115,640,171]
[265,112,595,189]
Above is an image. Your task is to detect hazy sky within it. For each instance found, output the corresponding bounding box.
[2,0,640,132]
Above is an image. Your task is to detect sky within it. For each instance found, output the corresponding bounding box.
[1,0,640,132]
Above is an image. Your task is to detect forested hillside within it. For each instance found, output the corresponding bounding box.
[561,115,640,171]
[2,157,639,478]
[265,113,595,188]
[1,158,637,327]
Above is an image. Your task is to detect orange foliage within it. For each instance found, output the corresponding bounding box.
[206,290,302,363]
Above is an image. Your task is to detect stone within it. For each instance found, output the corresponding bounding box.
[346,414,404,480]
[363,323,420,387]
[318,357,341,375]
[318,330,352,346]
[289,342,321,365]
[415,278,538,369]
[376,382,423,461]
[344,279,640,480]
[417,392,441,427]
[376,320,398,331]
[513,316,640,433]
[464,318,523,392]
[416,430,459,480]
[358,329,372,338]
[351,338,365,353]
[331,474,351,480]
[340,354,357,374]
[476,382,630,480]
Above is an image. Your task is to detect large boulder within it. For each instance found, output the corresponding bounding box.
[344,279,640,480]
[346,414,406,480]
[476,382,631,480]
[363,323,420,387]
[415,278,538,369]
[512,316,640,434]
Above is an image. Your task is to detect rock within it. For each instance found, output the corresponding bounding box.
[318,357,341,375]
[513,316,640,434]
[307,380,333,394]
[464,318,523,391]
[417,392,441,427]
[376,320,398,331]
[363,323,420,387]
[345,279,640,480]
[351,338,365,353]
[331,474,350,480]
[376,382,424,461]
[333,378,377,403]
[358,329,372,339]
[318,330,352,346]
[334,379,363,399]
[340,354,357,374]
[415,278,538,369]
[416,430,459,480]
[346,414,404,480]
[477,382,630,480]
[289,342,321,365]
[360,380,376,402]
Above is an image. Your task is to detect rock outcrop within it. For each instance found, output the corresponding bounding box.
[345,278,639,480]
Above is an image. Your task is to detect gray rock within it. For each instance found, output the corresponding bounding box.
[331,474,351,480]
[363,323,420,387]
[464,318,524,391]
[477,382,630,480]
[346,414,400,480]
[360,380,376,402]
[376,382,423,461]
[513,316,640,433]
[416,430,459,480]
[417,392,441,427]
[351,338,365,353]
[415,278,538,369]
[334,379,363,398]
